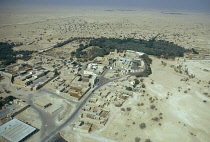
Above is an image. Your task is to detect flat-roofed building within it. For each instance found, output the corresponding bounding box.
[32,71,45,79]
[0,118,37,142]
[33,98,52,109]
[74,122,92,134]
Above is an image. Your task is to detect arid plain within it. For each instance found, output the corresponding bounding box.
[0,6,210,142]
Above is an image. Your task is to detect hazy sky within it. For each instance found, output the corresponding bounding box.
[1,0,210,11]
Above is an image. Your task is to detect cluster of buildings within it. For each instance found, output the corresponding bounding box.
[95,49,145,73]
[0,54,63,91]
[0,48,146,141]
[11,65,55,91]
[0,49,145,93]
[73,79,133,133]
[113,57,144,73]
[90,50,145,78]
[0,99,30,122]
[0,63,31,78]
[31,54,63,71]
[83,63,105,76]
[112,50,145,73]
[50,76,91,101]
[0,54,80,92]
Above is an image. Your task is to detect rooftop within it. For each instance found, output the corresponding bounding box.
[0,118,37,142]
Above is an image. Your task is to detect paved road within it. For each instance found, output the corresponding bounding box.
[98,68,110,85]
[41,76,121,142]
[0,109,10,120]
[26,92,57,139]
[41,88,94,142]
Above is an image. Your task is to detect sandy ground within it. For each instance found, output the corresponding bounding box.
[0,6,210,51]
[43,40,81,58]
[0,76,11,98]
[15,107,42,129]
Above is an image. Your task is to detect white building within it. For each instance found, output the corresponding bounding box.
[84,70,97,76]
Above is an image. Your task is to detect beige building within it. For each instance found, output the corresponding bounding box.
[74,122,92,134]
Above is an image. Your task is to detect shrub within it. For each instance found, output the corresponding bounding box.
[145,139,151,142]
[203,92,208,96]
[126,107,131,111]
[135,79,140,85]
[192,48,199,54]
[135,137,141,142]
[121,108,125,111]
[151,117,159,121]
[150,105,156,110]
[139,123,146,129]
[126,87,133,91]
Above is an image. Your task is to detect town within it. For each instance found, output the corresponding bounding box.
[0,46,146,142]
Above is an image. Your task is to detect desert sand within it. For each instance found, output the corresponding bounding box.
[0,6,210,51]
